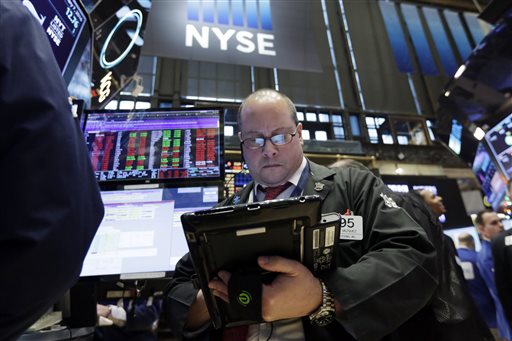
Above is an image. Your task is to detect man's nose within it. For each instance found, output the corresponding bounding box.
[261,139,278,156]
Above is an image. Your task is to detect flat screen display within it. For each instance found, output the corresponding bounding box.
[448,119,462,155]
[484,113,512,180]
[472,142,507,211]
[67,35,92,107]
[383,175,473,229]
[80,185,219,278]
[21,0,91,84]
[444,226,482,252]
[83,108,224,183]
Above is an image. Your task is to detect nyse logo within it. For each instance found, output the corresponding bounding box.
[185,0,276,56]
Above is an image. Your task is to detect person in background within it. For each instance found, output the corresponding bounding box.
[414,190,498,340]
[476,210,512,341]
[0,2,104,340]
[457,233,498,336]
[164,89,437,341]
[417,189,445,219]
[492,228,512,327]
[95,297,162,341]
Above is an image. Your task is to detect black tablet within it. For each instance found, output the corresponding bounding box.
[181,195,340,328]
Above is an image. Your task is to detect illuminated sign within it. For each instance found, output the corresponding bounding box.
[185,0,275,56]
[143,0,321,72]
[99,9,143,69]
[21,0,88,83]
[90,0,152,108]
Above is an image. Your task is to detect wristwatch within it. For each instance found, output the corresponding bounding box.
[309,280,336,327]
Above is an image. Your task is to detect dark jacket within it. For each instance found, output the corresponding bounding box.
[492,228,512,326]
[164,161,437,341]
[391,192,493,341]
[0,3,104,340]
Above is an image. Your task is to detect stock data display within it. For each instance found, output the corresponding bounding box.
[472,143,507,211]
[21,0,89,84]
[485,113,512,180]
[83,109,223,182]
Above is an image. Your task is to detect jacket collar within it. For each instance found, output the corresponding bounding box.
[231,159,335,204]
[303,160,335,201]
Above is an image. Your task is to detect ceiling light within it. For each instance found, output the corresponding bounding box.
[454,65,466,79]
[473,127,485,140]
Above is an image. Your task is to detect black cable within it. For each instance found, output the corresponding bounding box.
[265,322,274,341]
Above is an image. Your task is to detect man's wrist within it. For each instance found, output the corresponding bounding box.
[309,280,336,327]
[308,279,324,315]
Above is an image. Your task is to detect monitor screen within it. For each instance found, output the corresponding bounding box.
[83,108,224,183]
[80,185,220,279]
[382,175,473,229]
[444,226,482,252]
[67,34,93,107]
[484,113,512,180]
[224,160,252,198]
[448,119,462,155]
[21,0,91,85]
[472,142,508,211]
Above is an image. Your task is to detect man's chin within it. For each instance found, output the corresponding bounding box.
[259,174,287,187]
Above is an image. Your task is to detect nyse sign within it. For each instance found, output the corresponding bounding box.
[143,1,322,72]
[185,24,275,56]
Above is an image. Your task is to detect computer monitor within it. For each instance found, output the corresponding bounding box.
[80,184,220,279]
[21,0,92,85]
[224,160,253,198]
[68,35,93,108]
[444,226,482,252]
[448,119,463,155]
[484,113,512,180]
[383,175,473,229]
[472,142,508,211]
[83,107,224,184]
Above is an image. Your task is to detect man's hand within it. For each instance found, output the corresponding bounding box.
[208,256,323,322]
[184,290,211,330]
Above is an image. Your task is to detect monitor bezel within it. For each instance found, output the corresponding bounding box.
[82,106,225,186]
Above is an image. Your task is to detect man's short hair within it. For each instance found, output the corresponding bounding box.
[458,232,474,245]
[237,89,298,130]
[475,209,493,226]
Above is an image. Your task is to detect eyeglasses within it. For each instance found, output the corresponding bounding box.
[241,127,298,150]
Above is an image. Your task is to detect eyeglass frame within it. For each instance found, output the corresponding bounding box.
[239,126,299,150]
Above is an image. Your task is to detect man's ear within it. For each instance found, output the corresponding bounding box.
[476,224,484,235]
[297,123,304,145]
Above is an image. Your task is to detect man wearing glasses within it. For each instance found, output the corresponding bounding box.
[164,89,437,341]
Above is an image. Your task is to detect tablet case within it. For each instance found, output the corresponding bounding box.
[181,195,340,328]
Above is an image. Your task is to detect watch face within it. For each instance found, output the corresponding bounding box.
[310,309,335,327]
[309,280,335,326]
[312,311,335,327]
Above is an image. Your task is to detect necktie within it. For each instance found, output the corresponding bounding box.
[259,182,292,200]
[222,183,292,341]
